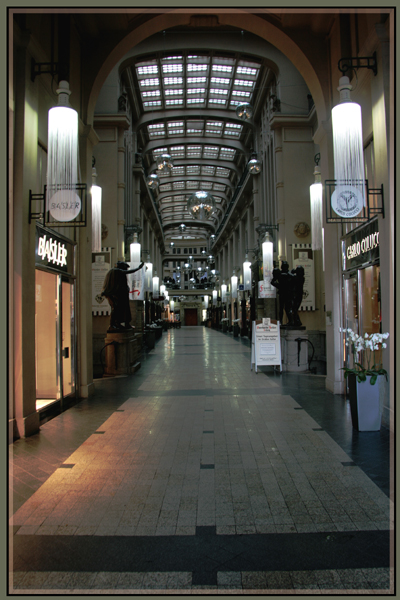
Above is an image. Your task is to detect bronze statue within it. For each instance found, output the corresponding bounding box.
[271,261,305,328]
[101,261,144,332]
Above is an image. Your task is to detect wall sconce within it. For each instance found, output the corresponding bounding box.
[310,154,323,250]
[91,161,102,253]
[243,254,252,291]
[47,80,81,222]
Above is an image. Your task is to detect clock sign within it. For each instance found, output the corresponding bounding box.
[331,185,364,218]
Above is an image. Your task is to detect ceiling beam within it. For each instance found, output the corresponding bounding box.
[142,136,249,156]
[135,108,256,132]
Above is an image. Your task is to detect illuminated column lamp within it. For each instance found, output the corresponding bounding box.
[221,283,227,303]
[231,273,238,299]
[145,257,153,292]
[91,166,102,252]
[152,274,159,297]
[130,233,141,269]
[46,81,81,222]
[160,284,166,297]
[204,295,209,309]
[243,255,252,291]
[212,290,218,306]
[310,163,323,251]
[170,300,174,312]
[262,234,274,286]
[331,76,365,204]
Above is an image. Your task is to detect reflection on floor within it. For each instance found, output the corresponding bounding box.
[10,327,393,593]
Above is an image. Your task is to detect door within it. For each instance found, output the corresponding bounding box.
[62,280,76,397]
[35,270,59,408]
[185,308,198,326]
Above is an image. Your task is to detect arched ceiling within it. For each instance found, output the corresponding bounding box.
[120,46,267,245]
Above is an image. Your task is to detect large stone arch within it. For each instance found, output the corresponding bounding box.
[87,10,328,126]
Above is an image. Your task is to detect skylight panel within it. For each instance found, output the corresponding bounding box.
[210,88,228,96]
[149,130,166,137]
[225,123,241,129]
[143,100,162,109]
[207,121,223,128]
[223,130,240,137]
[186,181,199,189]
[216,167,230,177]
[213,183,226,192]
[212,64,233,73]
[164,77,183,86]
[163,64,183,74]
[165,89,183,96]
[187,64,208,72]
[153,147,168,156]
[166,98,184,106]
[231,90,251,98]
[211,77,230,85]
[137,64,158,76]
[170,146,185,157]
[208,98,227,105]
[169,129,184,135]
[201,182,213,190]
[171,166,185,176]
[187,88,206,95]
[140,78,160,87]
[187,77,207,84]
[206,128,222,136]
[236,66,258,76]
[187,145,202,153]
[173,181,185,190]
[187,128,203,134]
[162,55,183,61]
[201,166,215,175]
[159,183,172,192]
[168,121,184,128]
[186,166,200,174]
[234,79,254,87]
[187,98,205,105]
[220,147,236,159]
[142,90,161,98]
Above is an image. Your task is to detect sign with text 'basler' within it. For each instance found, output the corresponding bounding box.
[35,223,75,276]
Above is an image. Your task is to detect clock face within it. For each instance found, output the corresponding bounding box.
[331,186,364,218]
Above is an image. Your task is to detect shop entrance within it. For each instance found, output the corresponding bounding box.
[184,308,198,326]
[35,270,76,412]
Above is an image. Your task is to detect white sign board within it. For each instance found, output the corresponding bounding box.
[251,319,282,373]
[128,265,146,300]
[258,280,276,299]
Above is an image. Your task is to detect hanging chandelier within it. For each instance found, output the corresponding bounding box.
[235,102,253,121]
[157,153,173,172]
[248,153,262,175]
[178,223,186,233]
[91,164,102,253]
[146,173,160,189]
[310,155,323,250]
[187,191,216,221]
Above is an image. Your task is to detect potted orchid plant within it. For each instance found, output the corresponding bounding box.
[339,328,389,431]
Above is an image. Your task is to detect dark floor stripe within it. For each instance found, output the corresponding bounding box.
[342,461,356,467]
[58,464,75,469]
[12,530,390,574]
[203,431,214,434]
[200,464,215,469]
[93,431,105,434]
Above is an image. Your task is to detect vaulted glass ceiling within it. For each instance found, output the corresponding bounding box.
[125,50,264,243]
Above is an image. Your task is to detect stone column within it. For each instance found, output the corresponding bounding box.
[117,126,126,261]
[274,128,286,262]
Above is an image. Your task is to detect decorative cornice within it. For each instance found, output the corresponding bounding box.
[94,113,131,130]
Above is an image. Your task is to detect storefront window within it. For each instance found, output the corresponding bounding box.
[35,270,59,408]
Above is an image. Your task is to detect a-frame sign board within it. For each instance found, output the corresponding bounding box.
[251,318,282,373]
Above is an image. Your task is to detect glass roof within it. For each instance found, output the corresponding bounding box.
[131,52,263,240]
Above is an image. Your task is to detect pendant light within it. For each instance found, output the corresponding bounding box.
[187,191,217,221]
[221,283,227,303]
[212,290,218,306]
[152,273,159,296]
[46,81,81,221]
[231,271,238,299]
[248,153,262,175]
[310,156,323,250]
[331,76,365,210]
[130,233,141,269]
[243,255,252,291]
[235,102,253,121]
[91,165,102,253]
[262,234,273,284]
[145,255,153,292]
[146,173,160,189]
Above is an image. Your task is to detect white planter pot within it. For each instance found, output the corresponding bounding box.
[348,374,383,431]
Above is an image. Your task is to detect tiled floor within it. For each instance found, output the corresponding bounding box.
[9,327,394,594]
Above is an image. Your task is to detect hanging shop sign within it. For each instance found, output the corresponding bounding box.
[251,319,282,373]
[92,249,112,315]
[128,265,146,300]
[258,280,276,299]
[343,218,380,271]
[331,185,364,219]
[35,223,75,276]
[292,244,315,311]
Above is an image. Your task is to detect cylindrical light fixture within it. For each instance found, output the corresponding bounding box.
[47,81,81,221]
[231,274,238,299]
[331,76,365,206]
[212,290,218,305]
[170,300,174,312]
[221,283,227,303]
[204,295,209,309]
[91,166,102,253]
[310,163,323,250]
[262,234,274,284]
[160,284,166,296]
[130,234,141,269]
[152,274,159,296]
[243,255,252,291]
[145,257,153,292]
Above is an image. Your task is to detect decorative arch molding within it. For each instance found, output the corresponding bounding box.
[87,9,328,126]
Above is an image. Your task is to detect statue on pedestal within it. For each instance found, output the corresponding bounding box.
[101,261,144,332]
[271,261,305,328]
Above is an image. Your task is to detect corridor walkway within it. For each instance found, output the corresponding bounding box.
[9,327,393,593]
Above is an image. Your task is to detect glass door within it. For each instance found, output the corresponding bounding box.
[62,280,76,398]
[35,270,60,409]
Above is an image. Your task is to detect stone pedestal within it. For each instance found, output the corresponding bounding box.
[103,331,141,377]
[281,329,308,372]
